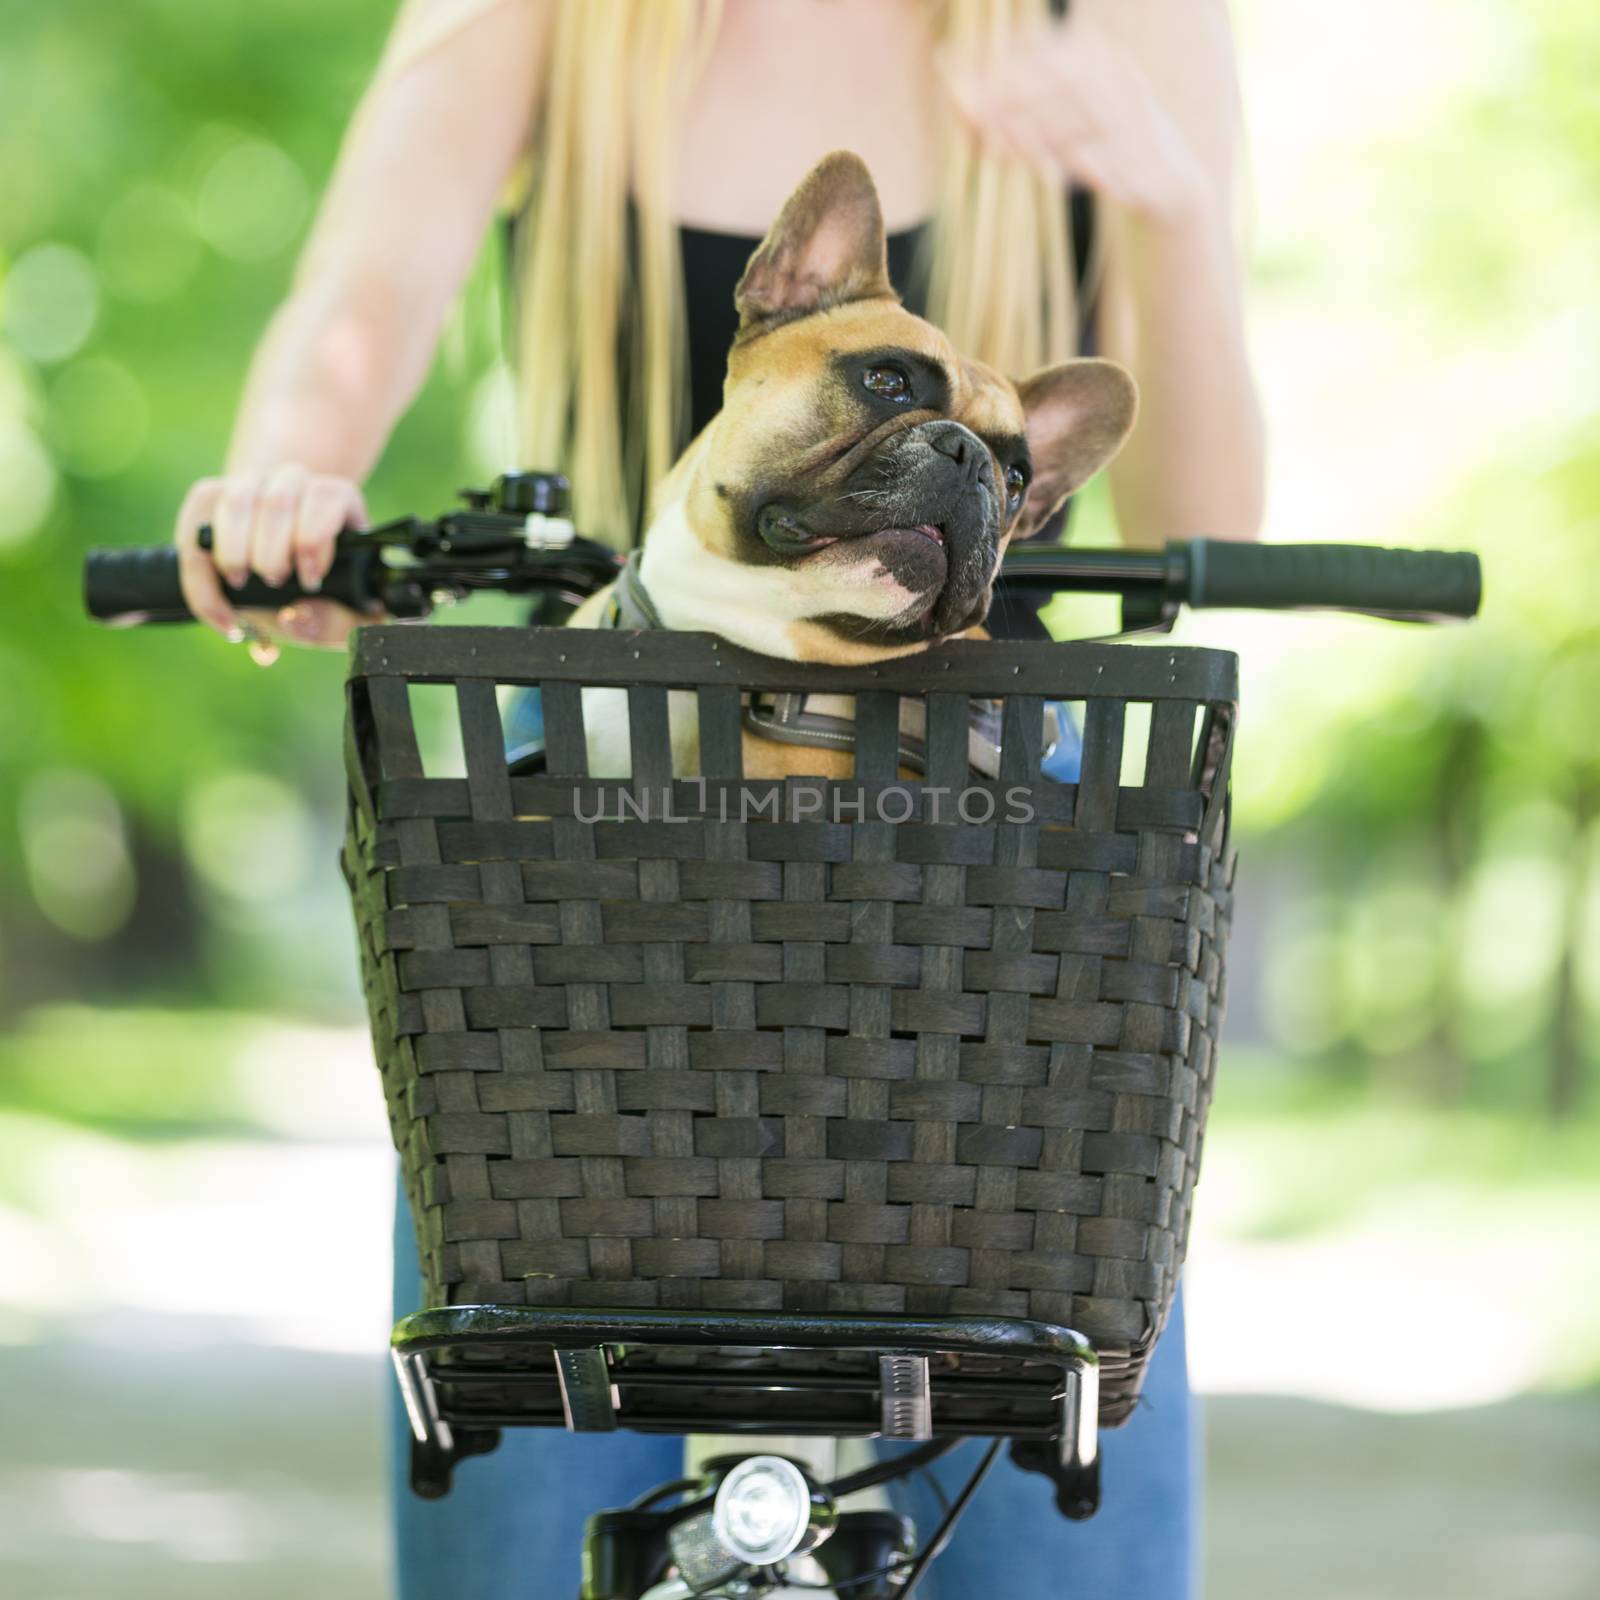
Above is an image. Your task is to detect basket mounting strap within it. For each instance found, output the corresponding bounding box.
[879,1354,934,1439]
[556,1347,618,1432]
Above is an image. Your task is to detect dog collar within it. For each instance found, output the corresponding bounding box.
[601,553,666,632]
[742,691,1016,780]
[596,551,1025,780]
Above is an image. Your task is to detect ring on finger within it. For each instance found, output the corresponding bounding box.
[226,618,280,668]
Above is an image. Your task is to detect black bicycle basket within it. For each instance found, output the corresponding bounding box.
[343,624,1236,1425]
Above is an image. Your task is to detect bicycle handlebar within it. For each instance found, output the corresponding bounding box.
[1187,539,1480,621]
[83,539,385,623]
[82,476,1482,631]
[998,540,1482,626]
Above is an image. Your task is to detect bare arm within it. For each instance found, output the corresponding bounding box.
[1087,0,1264,547]
[179,0,552,635]
[940,0,1265,548]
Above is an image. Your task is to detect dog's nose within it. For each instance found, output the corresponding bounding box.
[925,420,980,474]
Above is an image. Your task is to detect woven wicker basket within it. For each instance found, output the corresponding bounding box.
[344,625,1236,1423]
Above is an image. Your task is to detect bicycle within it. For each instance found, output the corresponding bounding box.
[85,475,1480,1597]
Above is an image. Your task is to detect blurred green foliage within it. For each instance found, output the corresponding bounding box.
[0,2,497,1010]
[0,1004,265,1136]
[1230,0,1600,1111]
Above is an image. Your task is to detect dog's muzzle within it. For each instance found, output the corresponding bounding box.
[875,419,1001,634]
[756,419,1002,637]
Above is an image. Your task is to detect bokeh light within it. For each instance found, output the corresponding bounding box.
[0,417,57,549]
[96,184,203,303]
[194,139,309,263]
[19,769,136,941]
[2,243,99,364]
[180,770,315,904]
[46,357,150,478]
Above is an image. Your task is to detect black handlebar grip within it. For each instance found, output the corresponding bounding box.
[1183,540,1482,622]
[83,543,378,624]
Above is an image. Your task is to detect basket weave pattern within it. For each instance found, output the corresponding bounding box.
[344,628,1237,1422]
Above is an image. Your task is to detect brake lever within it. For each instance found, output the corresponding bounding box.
[363,512,621,619]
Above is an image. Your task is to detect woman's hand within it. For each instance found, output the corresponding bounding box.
[936,9,1221,228]
[175,465,371,647]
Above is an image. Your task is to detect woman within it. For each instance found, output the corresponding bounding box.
[178,3,1262,1594]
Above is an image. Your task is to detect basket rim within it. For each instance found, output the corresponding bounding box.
[348,625,1238,705]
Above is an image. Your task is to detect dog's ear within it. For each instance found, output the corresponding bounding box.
[1013,360,1139,537]
[735,151,896,331]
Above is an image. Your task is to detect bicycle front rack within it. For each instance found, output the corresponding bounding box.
[392,1307,1102,1517]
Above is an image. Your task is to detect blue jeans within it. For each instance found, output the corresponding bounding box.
[393,697,1195,1596]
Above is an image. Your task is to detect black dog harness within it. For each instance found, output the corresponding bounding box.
[597,554,1016,778]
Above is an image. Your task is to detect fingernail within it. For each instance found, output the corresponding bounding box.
[225,568,248,591]
[299,566,322,594]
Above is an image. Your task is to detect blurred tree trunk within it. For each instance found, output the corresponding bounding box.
[1550,788,1595,1119]
[1428,719,1485,1103]
[0,827,205,1018]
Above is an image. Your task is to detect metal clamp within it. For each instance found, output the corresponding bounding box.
[1060,1356,1099,1472]
[392,1348,455,1455]
[879,1354,933,1440]
[556,1346,619,1432]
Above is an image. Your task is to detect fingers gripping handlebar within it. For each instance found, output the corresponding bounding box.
[85,473,623,626]
[85,538,384,623]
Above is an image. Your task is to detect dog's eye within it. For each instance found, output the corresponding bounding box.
[862,364,913,403]
[1004,464,1028,508]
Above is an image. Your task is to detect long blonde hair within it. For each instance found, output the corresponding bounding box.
[388,0,1080,547]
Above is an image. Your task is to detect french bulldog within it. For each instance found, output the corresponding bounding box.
[569,150,1138,777]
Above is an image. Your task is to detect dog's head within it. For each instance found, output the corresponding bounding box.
[643,152,1138,662]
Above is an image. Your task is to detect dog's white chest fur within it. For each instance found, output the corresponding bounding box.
[581,686,701,778]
